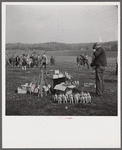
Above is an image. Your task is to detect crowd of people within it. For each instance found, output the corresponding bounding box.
[76,53,90,68]
[6,42,118,97]
[6,52,51,70]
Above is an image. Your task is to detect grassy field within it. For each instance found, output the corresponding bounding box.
[5,50,117,116]
[6,49,117,57]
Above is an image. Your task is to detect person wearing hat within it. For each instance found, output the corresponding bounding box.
[41,53,48,69]
[22,54,27,71]
[90,42,107,96]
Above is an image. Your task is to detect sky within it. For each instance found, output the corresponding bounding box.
[5,3,118,44]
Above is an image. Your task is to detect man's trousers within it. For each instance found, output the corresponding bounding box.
[95,66,106,95]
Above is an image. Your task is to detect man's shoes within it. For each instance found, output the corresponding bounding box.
[92,71,95,74]
[90,92,103,97]
[95,93,103,96]
[95,93,103,97]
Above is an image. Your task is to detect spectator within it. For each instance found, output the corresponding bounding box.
[22,54,27,71]
[16,55,20,67]
[37,54,41,67]
[41,53,48,69]
[90,42,107,96]
[80,53,89,68]
[84,53,90,69]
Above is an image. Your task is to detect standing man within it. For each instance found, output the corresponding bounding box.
[16,55,20,67]
[84,53,90,69]
[90,42,107,96]
[37,54,41,67]
[22,54,27,71]
[11,55,15,67]
[41,53,48,69]
[6,54,10,66]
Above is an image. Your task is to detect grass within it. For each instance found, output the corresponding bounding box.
[5,50,117,116]
[6,49,117,58]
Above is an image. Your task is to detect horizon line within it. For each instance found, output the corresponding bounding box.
[6,40,118,45]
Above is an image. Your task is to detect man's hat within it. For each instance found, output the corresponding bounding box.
[93,42,101,49]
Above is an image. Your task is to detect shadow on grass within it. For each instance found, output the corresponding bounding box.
[104,79,117,83]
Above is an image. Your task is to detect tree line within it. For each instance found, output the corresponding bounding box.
[6,41,117,51]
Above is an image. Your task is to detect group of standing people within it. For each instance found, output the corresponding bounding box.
[21,53,48,70]
[6,52,48,70]
[76,53,90,68]
[6,43,115,97]
[6,54,21,67]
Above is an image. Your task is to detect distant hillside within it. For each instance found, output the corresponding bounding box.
[102,41,118,51]
[6,41,118,51]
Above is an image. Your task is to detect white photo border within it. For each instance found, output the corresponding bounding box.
[2,2,121,148]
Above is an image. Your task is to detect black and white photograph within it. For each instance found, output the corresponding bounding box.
[2,2,121,148]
